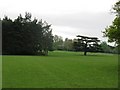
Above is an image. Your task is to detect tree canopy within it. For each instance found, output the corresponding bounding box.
[73,35,101,55]
[103,0,120,45]
[2,12,53,55]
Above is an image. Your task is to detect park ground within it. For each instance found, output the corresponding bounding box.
[2,51,118,88]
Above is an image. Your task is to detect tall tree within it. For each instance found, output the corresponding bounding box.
[74,35,100,56]
[103,0,120,46]
[2,13,53,55]
[2,16,16,54]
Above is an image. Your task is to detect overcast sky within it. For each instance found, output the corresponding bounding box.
[0,0,118,45]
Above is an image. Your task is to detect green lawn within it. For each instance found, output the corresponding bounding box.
[2,51,118,88]
[0,56,2,89]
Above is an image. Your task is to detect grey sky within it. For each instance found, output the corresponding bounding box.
[0,0,117,45]
[36,12,115,39]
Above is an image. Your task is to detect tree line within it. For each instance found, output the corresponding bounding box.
[53,35,119,54]
[2,0,120,56]
[103,0,120,54]
[2,13,104,56]
[2,12,53,55]
[53,0,120,55]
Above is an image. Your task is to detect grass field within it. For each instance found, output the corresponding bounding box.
[2,51,118,88]
[0,56,2,89]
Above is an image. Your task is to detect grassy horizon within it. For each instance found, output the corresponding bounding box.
[2,51,118,88]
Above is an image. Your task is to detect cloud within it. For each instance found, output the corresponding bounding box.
[52,25,104,40]
[0,0,116,15]
[39,12,115,30]
[35,12,115,40]
[0,0,116,46]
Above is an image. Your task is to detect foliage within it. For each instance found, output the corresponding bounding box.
[2,12,53,55]
[103,0,120,45]
[53,35,64,50]
[53,36,74,51]
[100,42,114,53]
[73,35,101,55]
[63,38,73,51]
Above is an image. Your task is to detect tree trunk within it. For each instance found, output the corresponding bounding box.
[84,51,87,56]
[84,43,87,56]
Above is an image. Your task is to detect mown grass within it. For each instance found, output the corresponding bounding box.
[0,56,2,89]
[2,51,118,88]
